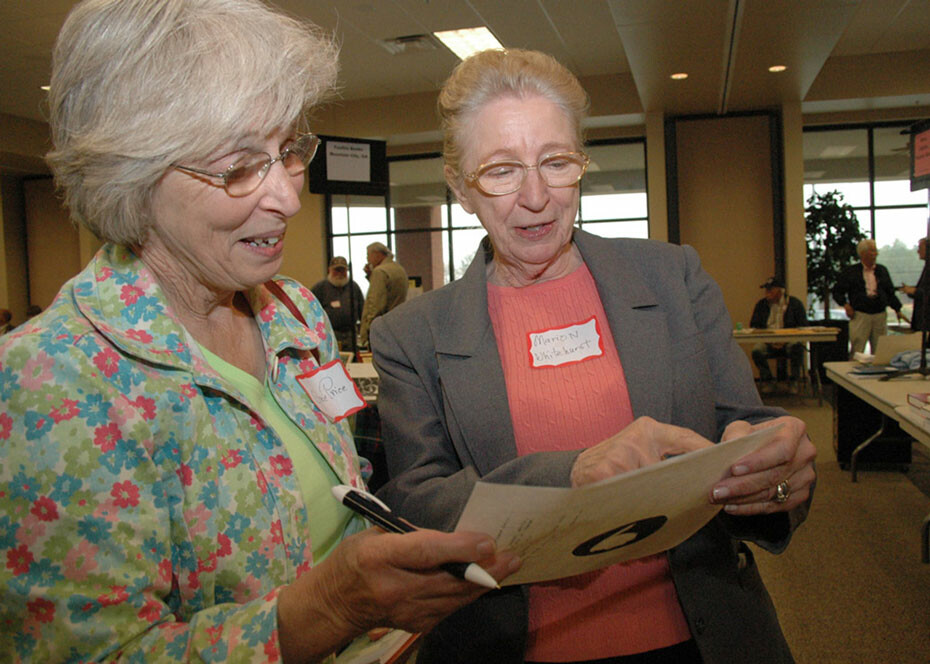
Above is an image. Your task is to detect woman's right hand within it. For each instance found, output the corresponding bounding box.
[276,528,519,663]
[570,416,713,487]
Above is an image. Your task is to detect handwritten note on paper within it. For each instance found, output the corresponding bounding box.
[454,425,779,586]
[528,316,604,368]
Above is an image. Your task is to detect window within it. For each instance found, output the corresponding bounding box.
[803,122,929,322]
[326,139,648,292]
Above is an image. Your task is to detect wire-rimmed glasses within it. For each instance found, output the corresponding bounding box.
[173,133,320,197]
[463,151,590,196]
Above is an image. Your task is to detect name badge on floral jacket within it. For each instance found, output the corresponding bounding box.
[297,360,367,422]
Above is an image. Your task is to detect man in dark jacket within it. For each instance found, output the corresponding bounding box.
[310,256,363,352]
[750,277,808,392]
[831,238,904,356]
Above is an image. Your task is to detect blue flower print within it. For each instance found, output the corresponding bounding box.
[77,516,112,544]
[0,365,20,400]
[79,393,112,427]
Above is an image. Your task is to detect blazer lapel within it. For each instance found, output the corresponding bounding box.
[434,238,519,475]
[574,231,673,423]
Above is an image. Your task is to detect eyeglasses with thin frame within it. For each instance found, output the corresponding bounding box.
[173,133,320,197]
[463,151,590,196]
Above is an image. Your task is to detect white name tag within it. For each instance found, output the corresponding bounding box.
[528,316,604,368]
[297,360,367,422]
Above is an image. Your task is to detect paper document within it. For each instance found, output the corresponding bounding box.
[455,425,779,585]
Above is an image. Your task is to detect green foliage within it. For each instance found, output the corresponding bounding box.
[805,190,867,319]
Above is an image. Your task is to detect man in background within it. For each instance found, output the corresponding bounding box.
[358,242,408,348]
[310,256,363,353]
[832,238,904,356]
[750,277,808,393]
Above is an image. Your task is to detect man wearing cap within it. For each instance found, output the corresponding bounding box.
[358,242,408,348]
[831,238,904,356]
[311,256,363,352]
[750,277,808,392]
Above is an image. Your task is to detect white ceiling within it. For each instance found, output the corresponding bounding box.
[1,0,929,129]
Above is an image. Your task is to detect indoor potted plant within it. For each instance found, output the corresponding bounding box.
[805,189,866,319]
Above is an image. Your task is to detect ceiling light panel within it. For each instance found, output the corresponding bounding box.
[433,27,503,60]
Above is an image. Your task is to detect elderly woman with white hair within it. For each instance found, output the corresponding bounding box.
[0,1,516,661]
[831,237,904,355]
[372,49,816,664]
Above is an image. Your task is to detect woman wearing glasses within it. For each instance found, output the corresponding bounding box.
[372,49,816,664]
[0,1,518,661]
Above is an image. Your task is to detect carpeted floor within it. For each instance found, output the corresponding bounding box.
[754,388,930,664]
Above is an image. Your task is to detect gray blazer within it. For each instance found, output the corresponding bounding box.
[371,230,808,664]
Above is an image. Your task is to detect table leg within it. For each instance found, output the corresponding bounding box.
[850,415,887,483]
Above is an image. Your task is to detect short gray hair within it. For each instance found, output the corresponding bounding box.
[46,0,339,245]
[857,238,877,257]
[438,48,589,183]
[367,242,392,258]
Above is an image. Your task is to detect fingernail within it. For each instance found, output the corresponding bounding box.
[508,555,522,572]
[712,486,730,501]
[723,504,738,513]
[476,540,495,557]
[732,465,749,476]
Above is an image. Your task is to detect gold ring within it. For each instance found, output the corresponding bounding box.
[773,480,790,504]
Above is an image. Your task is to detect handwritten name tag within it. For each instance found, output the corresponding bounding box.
[528,316,604,368]
[296,360,367,422]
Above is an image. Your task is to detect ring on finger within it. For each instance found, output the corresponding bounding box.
[773,480,790,504]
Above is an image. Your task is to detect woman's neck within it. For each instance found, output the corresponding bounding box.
[137,244,267,381]
[487,242,582,288]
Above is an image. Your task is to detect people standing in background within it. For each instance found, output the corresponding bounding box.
[900,237,929,331]
[358,241,408,347]
[750,277,808,393]
[311,255,363,352]
[832,238,904,356]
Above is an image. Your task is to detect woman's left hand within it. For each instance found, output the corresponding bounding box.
[710,416,816,515]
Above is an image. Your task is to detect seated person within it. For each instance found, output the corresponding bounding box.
[750,277,808,391]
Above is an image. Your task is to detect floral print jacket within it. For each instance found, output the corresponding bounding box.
[0,244,366,662]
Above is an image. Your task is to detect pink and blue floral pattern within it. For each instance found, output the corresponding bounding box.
[0,244,366,662]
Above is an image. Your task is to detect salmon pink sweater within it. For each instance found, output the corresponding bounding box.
[487,263,691,662]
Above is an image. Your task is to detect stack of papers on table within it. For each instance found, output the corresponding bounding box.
[335,630,419,664]
[907,393,930,424]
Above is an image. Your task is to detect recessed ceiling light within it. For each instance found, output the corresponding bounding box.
[433,27,503,61]
[768,65,787,73]
[670,72,688,80]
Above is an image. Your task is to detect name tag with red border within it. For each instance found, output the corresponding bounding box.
[527,316,604,368]
[296,359,367,422]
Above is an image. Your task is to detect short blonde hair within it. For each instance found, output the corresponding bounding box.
[857,238,877,257]
[46,0,339,246]
[437,49,589,183]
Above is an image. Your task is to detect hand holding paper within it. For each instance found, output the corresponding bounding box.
[712,416,816,515]
[454,425,780,586]
[570,416,714,487]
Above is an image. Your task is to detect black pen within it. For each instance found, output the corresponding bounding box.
[332,484,500,589]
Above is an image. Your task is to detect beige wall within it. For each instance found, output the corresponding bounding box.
[23,177,79,309]
[676,114,776,328]
[0,176,29,323]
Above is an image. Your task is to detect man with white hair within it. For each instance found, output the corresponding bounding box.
[359,241,408,347]
[831,238,904,356]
